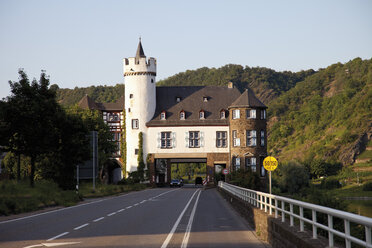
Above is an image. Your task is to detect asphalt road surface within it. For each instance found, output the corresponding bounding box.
[0,186,268,248]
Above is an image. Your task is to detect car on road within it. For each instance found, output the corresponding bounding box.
[195,177,203,185]
[170,179,182,187]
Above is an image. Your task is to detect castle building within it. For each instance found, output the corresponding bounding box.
[79,40,267,184]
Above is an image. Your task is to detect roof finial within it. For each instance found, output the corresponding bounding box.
[136,37,146,58]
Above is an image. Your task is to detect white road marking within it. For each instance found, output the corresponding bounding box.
[133,203,139,206]
[73,223,89,230]
[0,189,153,224]
[161,189,200,248]
[43,242,81,247]
[47,232,69,241]
[23,245,44,248]
[181,190,201,248]
[117,208,125,212]
[126,206,132,209]
[93,217,104,222]
[140,200,146,203]
[107,212,116,216]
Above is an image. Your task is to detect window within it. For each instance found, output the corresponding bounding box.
[189,131,200,148]
[132,119,139,129]
[220,110,226,119]
[216,131,227,148]
[232,156,240,170]
[161,132,172,149]
[135,149,139,155]
[246,130,257,146]
[151,79,154,83]
[129,94,133,99]
[199,110,205,119]
[232,109,240,119]
[160,111,166,120]
[246,109,256,119]
[261,130,265,146]
[176,97,181,102]
[245,157,257,172]
[203,96,208,102]
[180,111,185,120]
[233,130,240,147]
[128,108,131,113]
[261,109,266,119]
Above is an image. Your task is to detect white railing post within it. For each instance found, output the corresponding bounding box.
[290,204,294,227]
[312,210,317,239]
[344,220,351,248]
[328,214,334,247]
[300,207,304,232]
[264,195,267,213]
[281,201,285,223]
[269,196,272,215]
[275,199,278,218]
[366,226,371,247]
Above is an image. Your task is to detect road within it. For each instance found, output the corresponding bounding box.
[0,186,268,248]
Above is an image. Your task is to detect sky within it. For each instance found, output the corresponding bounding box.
[0,0,371,99]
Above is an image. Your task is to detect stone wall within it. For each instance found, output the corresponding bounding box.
[218,187,329,248]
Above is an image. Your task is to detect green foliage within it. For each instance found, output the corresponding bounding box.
[229,169,260,190]
[56,84,124,106]
[157,64,314,104]
[0,180,81,216]
[268,58,372,164]
[320,178,341,189]
[137,132,145,181]
[273,161,309,194]
[362,182,372,191]
[121,110,127,177]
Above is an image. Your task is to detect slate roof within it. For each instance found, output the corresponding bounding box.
[146,86,241,127]
[78,95,124,111]
[136,40,146,59]
[229,88,267,109]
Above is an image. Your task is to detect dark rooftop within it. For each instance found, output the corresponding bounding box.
[229,88,267,109]
[78,95,124,111]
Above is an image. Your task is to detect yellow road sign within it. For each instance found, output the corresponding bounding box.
[263,156,278,171]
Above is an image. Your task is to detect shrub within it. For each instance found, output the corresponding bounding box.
[362,182,372,191]
[229,169,260,190]
[321,178,341,189]
[274,161,309,194]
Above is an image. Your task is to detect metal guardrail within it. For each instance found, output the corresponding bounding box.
[218,181,372,248]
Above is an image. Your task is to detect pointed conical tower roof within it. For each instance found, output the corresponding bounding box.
[229,88,266,108]
[135,38,146,59]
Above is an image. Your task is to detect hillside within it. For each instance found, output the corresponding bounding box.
[268,57,372,165]
[56,84,124,106]
[157,64,315,104]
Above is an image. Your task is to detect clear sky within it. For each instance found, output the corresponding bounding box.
[0,0,371,99]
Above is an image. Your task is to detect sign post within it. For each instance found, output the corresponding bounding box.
[263,156,278,194]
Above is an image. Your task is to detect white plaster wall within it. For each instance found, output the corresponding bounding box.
[145,126,230,156]
[124,57,156,172]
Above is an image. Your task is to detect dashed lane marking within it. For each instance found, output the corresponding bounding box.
[73,223,89,230]
[47,232,69,241]
[93,217,104,222]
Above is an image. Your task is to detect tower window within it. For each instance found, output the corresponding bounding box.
[132,119,139,129]
[232,109,240,119]
[261,130,265,146]
[246,109,256,119]
[261,109,266,119]
[128,108,131,113]
[233,130,240,147]
[129,94,133,99]
[245,157,256,172]
[246,130,257,146]
[176,97,181,102]
[151,79,154,83]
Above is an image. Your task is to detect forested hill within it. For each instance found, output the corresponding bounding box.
[56,84,124,106]
[267,57,372,165]
[157,64,315,104]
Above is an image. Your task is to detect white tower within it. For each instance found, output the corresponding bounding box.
[123,39,157,173]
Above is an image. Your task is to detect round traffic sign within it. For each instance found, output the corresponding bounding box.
[222,168,229,175]
[263,156,278,171]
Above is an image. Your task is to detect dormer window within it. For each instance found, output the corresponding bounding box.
[160,111,166,120]
[220,110,226,119]
[180,110,185,120]
[203,96,208,102]
[176,97,181,103]
[199,110,205,119]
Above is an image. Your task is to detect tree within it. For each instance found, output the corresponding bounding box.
[137,132,145,181]
[273,161,309,194]
[0,70,61,187]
